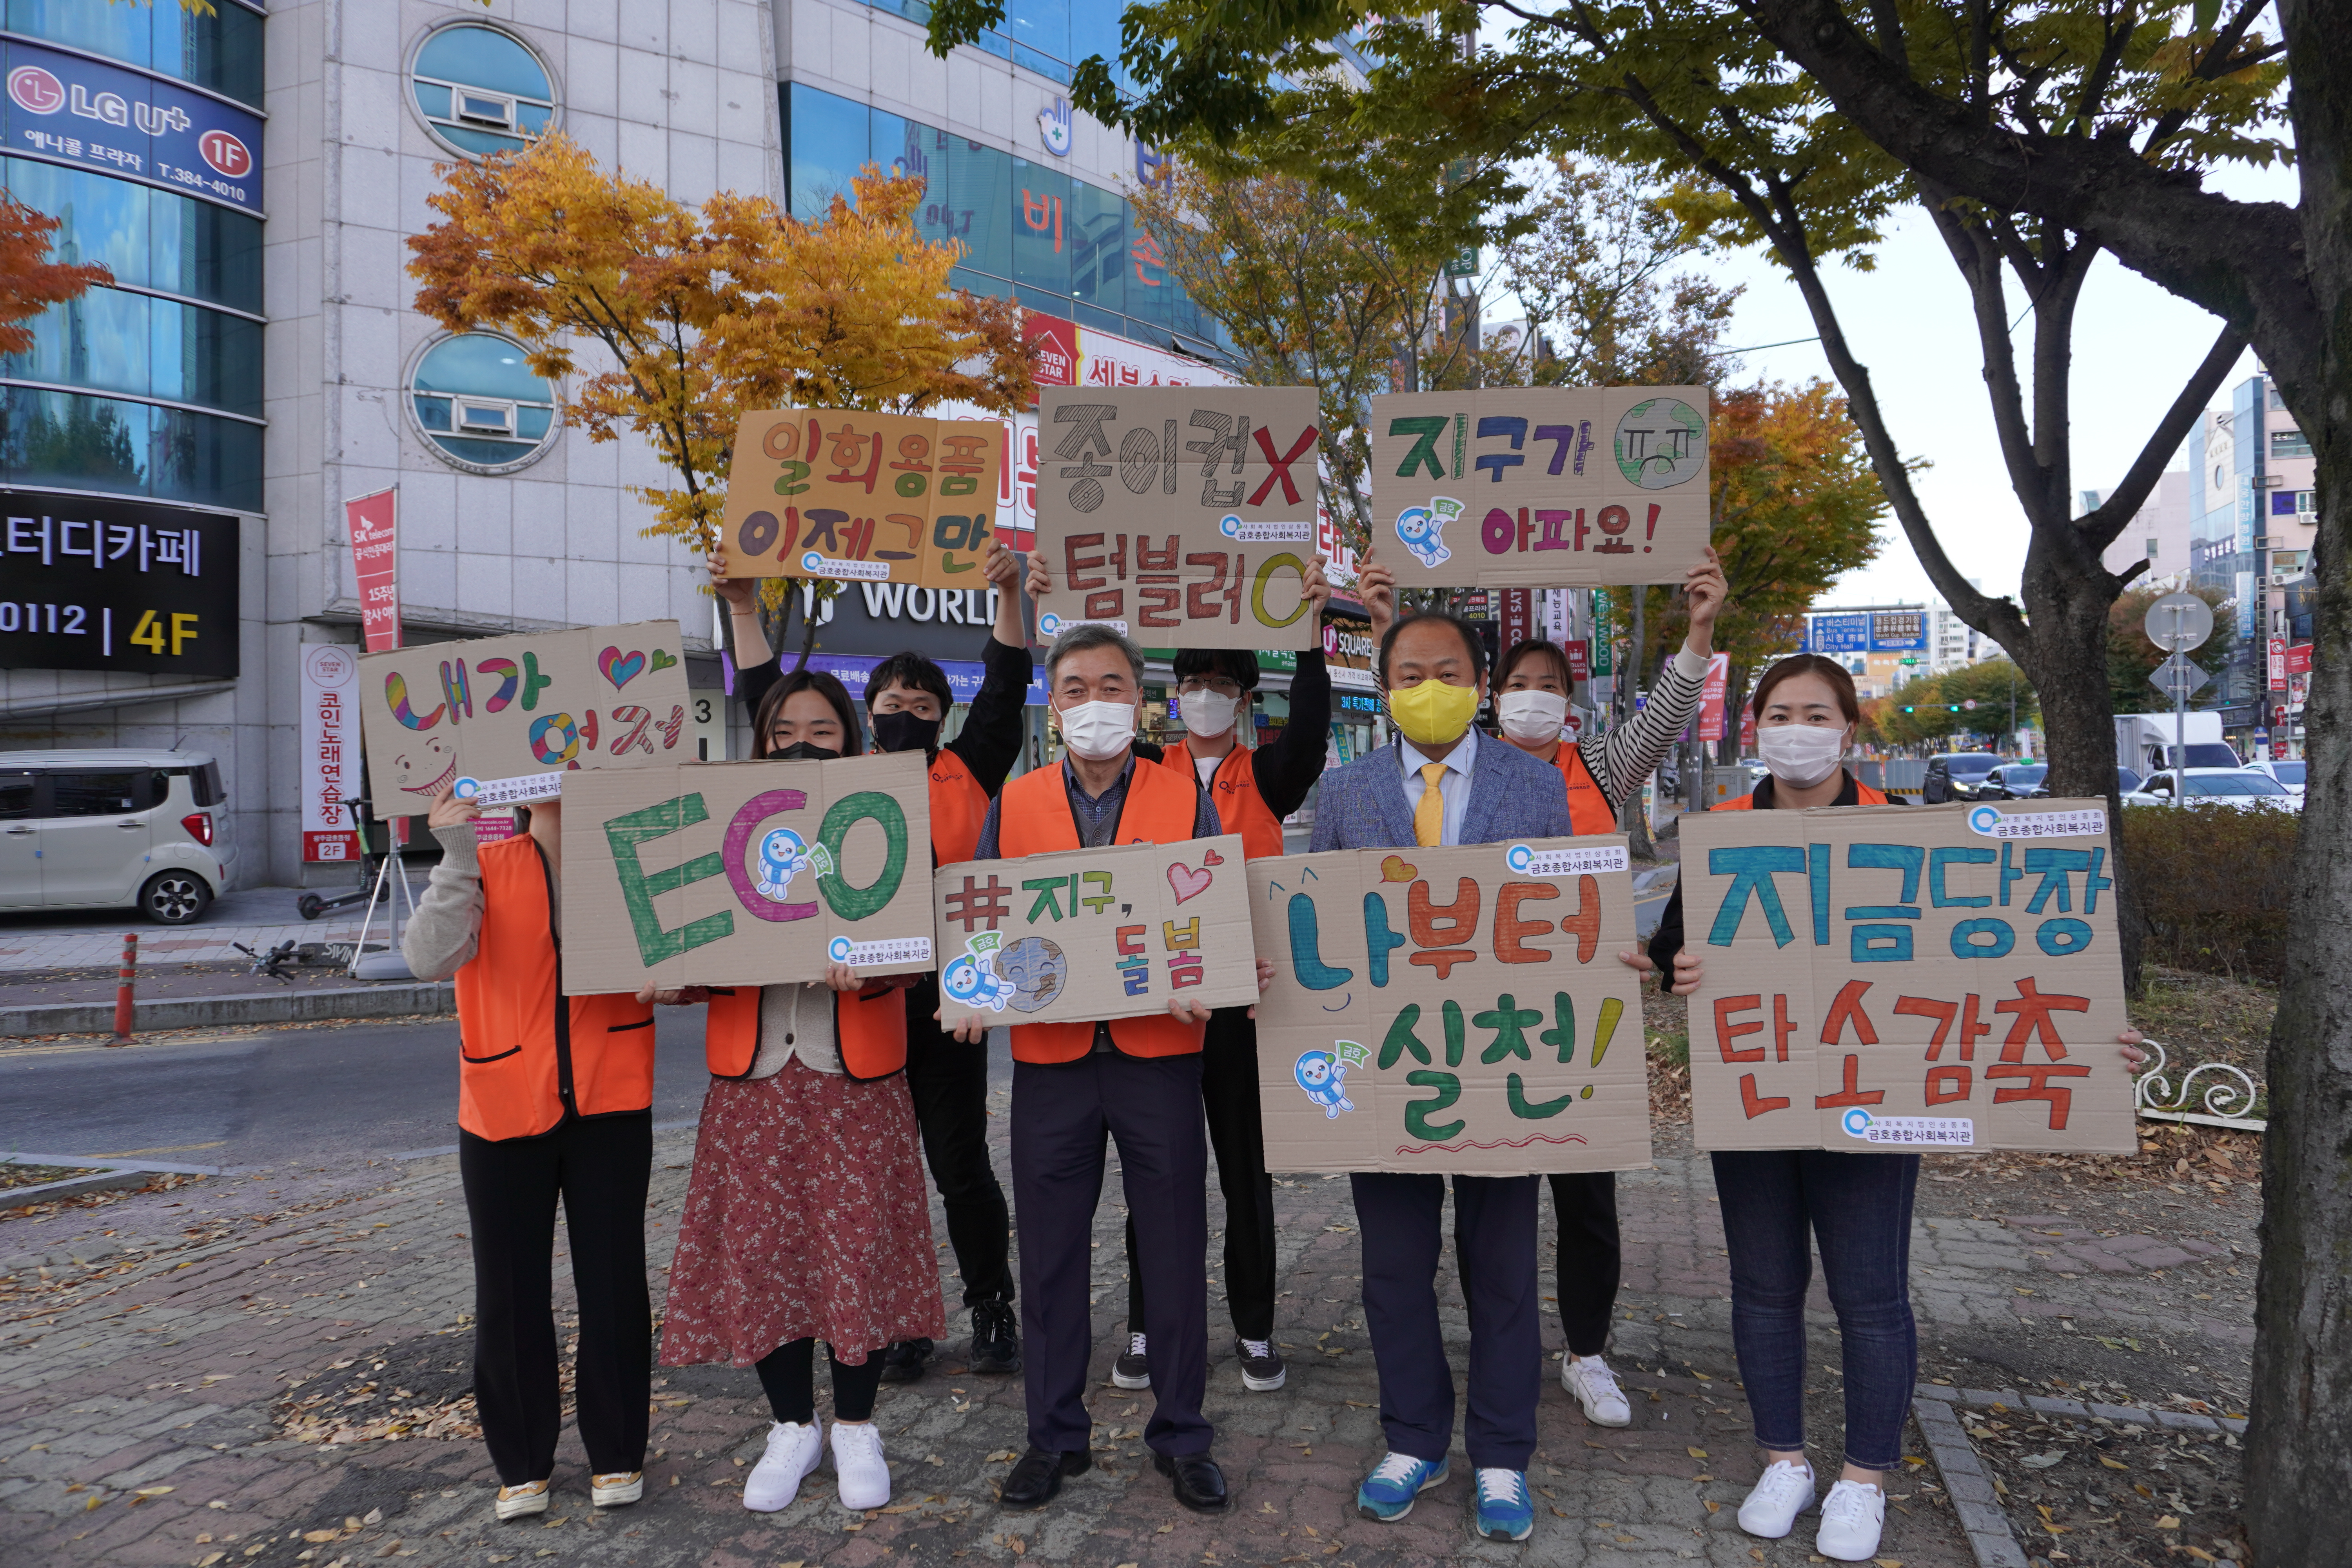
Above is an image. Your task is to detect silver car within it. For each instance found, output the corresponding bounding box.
[0,750,237,922]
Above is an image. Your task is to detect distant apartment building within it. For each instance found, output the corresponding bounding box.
[2188,374,2316,742]
[2086,469,2193,584]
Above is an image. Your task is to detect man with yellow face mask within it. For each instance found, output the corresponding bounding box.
[1307,612,1630,1545]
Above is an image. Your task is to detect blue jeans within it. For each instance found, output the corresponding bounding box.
[1709,1151,1919,1470]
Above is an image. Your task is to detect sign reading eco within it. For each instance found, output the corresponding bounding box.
[560,754,936,993]
[1248,838,1652,1176]
[1680,802,2134,1154]
[1368,387,1711,590]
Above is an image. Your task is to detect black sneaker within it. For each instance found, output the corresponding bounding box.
[876,1338,931,1384]
[1236,1336,1286,1392]
[970,1299,1022,1374]
[1111,1331,1151,1390]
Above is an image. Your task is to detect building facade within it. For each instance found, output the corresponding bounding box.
[2188,373,2316,747]
[2089,468,2193,586]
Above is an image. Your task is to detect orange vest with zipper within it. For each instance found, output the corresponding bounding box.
[1716,777,1890,809]
[1156,742,1283,860]
[701,977,909,1081]
[454,835,656,1143]
[1547,741,1619,835]
[993,759,1208,1063]
[929,747,991,866]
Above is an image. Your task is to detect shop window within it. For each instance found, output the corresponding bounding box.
[409,333,557,473]
[1012,159,1071,296]
[2,158,263,316]
[410,24,558,160]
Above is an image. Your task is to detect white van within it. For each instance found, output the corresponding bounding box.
[0,750,237,923]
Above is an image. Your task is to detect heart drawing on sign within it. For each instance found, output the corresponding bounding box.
[599,647,647,689]
[1167,862,1214,904]
[1201,849,1225,865]
[648,649,679,672]
[1379,856,1419,883]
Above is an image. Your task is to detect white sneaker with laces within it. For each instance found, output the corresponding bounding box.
[590,1470,644,1508]
[1111,1331,1151,1390]
[1736,1458,1817,1539]
[831,1421,892,1511]
[744,1419,825,1512]
[493,1479,550,1521]
[1561,1354,1632,1427]
[1815,1479,1886,1561]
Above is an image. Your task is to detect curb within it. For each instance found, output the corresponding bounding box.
[0,981,454,1037]
[0,1167,157,1205]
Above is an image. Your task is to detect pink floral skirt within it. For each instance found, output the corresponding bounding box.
[660,1058,944,1368]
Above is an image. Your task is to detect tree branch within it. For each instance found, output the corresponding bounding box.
[2075,319,2247,553]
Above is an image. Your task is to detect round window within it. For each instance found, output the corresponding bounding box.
[408,333,559,472]
[410,24,557,159]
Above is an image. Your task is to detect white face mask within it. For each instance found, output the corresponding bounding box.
[1496,689,1570,744]
[1056,698,1136,761]
[1758,723,1848,789]
[1177,688,1240,738]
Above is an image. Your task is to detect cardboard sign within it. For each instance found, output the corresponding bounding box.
[356,622,692,819]
[1369,387,1711,588]
[1249,837,1651,1176]
[557,753,936,993]
[719,409,1007,586]
[1033,386,1323,650]
[1680,801,2133,1154]
[932,836,1257,1027]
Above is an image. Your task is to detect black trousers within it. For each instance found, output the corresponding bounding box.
[1125,1005,1277,1341]
[756,1338,888,1425]
[1012,1049,1211,1457]
[1548,1171,1621,1357]
[459,1111,652,1486]
[903,976,1014,1310]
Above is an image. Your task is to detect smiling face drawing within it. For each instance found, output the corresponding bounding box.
[996,937,1068,1014]
[393,733,459,798]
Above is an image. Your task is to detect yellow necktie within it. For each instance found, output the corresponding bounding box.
[1414,761,1448,847]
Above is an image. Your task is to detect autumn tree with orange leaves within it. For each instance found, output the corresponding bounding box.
[407,132,1036,594]
[0,196,110,355]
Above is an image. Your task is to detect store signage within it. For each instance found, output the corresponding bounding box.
[2,39,264,217]
[1037,96,1072,156]
[300,643,361,863]
[345,488,399,652]
[0,490,237,676]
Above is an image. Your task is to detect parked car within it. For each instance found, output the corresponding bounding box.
[0,750,236,922]
[1922,752,2011,803]
[2243,758,2306,803]
[1979,762,2050,800]
[2121,768,2299,813]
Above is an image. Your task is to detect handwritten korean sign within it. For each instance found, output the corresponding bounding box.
[719,409,1007,588]
[559,753,935,993]
[1033,386,1323,651]
[931,836,1257,1028]
[356,622,692,819]
[1249,838,1651,1176]
[1681,802,2134,1154]
[1368,387,1711,590]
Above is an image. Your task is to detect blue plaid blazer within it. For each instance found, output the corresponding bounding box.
[1308,736,1572,851]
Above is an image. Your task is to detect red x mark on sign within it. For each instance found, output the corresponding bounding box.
[1247,424,1321,506]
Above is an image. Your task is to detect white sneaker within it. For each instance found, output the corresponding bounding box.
[590,1470,643,1508]
[1111,1331,1152,1390]
[493,1478,550,1521]
[1815,1479,1886,1561]
[1561,1354,1632,1427]
[743,1419,824,1512]
[1736,1458,1816,1538]
[831,1421,892,1511]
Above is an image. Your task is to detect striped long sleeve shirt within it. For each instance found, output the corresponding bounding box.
[1576,649,1713,818]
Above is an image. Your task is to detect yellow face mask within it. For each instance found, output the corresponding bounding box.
[1387,678,1481,748]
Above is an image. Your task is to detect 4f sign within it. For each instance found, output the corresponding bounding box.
[200,129,252,178]
[1038,97,1072,156]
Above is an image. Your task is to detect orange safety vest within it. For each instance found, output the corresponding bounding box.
[993,759,1208,1064]
[1716,774,1890,810]
[454,835,656,1143]
[930,748,991,866]
[1546,741,1618,836]
[1156,742,1283,860]
[702,978,909,1082]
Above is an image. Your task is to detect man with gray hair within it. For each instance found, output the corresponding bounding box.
[940,575,1237,1514]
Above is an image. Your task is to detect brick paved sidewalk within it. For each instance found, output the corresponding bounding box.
[7,1090,2254,1568]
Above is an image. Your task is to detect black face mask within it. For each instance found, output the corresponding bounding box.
[769,740,842,762]
[871,710,943,755]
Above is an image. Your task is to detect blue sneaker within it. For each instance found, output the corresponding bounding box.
[1356,1451,1450,1521]
[1473,1467,1534,1542]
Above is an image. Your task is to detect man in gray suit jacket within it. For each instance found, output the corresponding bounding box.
[1308,610,1576,1544]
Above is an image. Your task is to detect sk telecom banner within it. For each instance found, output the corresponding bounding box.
[356,622,693,819]
[932,837,1256,1028]
[1033,386,1323,651]
[299,643,361,862]
[1249,838,1651,1176]
[560,754,934,993]
[1369,387,1710,590]
[345,488,399,652]
[719,410,1006,588]
[1681,802,2133,1154]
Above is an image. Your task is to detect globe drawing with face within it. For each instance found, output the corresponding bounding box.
[996,936,1069,1014]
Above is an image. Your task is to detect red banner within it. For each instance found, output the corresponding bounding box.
[1563,639,1590,683]
[1023,310,1079,389]
[2269,636,2288,692]
[1499,588,1532,650]
[347,488,399,652]
[1699,652,1731,743]
[2287,642,2313,676]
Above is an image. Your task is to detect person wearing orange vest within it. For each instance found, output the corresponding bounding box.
[713,540,1032,1385]
[401,785,668,1524]
[1361,544,1731,1435]
[940,621,1259,1518]
[1110,560,1332,1397]
[656,668,940,1518]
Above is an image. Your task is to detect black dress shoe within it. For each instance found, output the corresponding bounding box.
[1000,1446,1090,1509]
[1154,1450,1230,1513]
